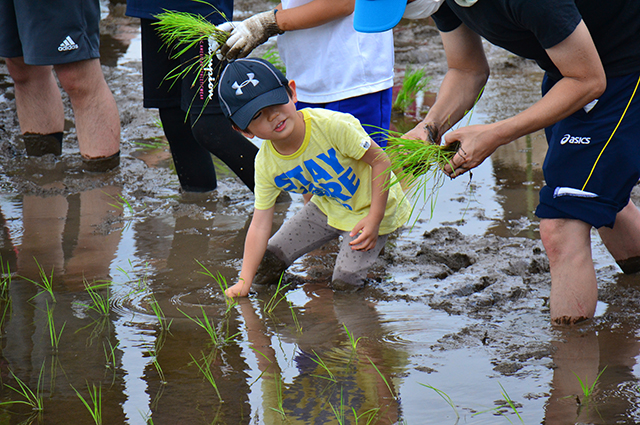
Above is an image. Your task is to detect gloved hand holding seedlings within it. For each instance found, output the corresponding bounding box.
[220,0,355,60]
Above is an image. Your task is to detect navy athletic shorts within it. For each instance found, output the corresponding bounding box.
[536,72,640,228]
[0,0,101,65]
[140,19,223,115]
[296,88,393,147]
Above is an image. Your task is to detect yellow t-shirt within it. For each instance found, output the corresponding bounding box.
[254,108,410,235]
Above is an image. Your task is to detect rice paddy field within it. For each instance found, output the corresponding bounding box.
[0,1,639,424]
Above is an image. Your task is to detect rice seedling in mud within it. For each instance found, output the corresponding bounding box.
[393,65,431,115]
[0,362,45,413]
[22,258,56,303]
[473,382,524,424]
[72,382,102,425]
[46,301,66,353]
[573,365,607,413]
[0,259,12,328]
[179,306,239,348]
[83,280,112,318]
[343,323,363,352]
[419,383,459,421]
[264,273,291,314]
[196,261,237,310]
[190,352,223,401]
[310,350,337,383]
[268,372,287,420]
[366,356,397,401]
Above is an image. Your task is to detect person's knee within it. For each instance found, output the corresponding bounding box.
[55,59,103,96]
[253,248,288,285]
[5,58,49,85]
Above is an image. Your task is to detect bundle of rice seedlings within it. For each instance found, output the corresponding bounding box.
[383,130,459,218]
[153,8,231,98]
[393,65,432,114]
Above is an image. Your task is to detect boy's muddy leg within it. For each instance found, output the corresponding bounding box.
[331,233,389,291]
[255,202,341,285]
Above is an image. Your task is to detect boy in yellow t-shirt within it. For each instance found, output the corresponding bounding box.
[218,58,410,298]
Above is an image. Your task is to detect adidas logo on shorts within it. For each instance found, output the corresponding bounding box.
[58,36,79,52]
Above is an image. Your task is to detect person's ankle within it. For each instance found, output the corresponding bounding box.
[23,132,63,156]
[82,151,120,172]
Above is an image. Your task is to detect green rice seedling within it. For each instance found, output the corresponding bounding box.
[268,372,287,420]
[472,382,524,424]
[23,258,56,302]
[366,356,397,400]
[419,383,459,420]
[72,382,102,425]
[393,65,431,114]
[264,273,290,314]
[153,8,230,93]
[0,363,45,412]
[190,352,222,401]
[384,132,458,219]
[46,301,65,353]
[104,192,136,216]
[196,261,237,310]
[179,306,239,348]
[574,365,607,407]
[0,260,12,328]
[352,407,380,425]
[310,350,337,383]
[83,280,112,317]
[343,323,363,352]
[330,386,347,424]
[262,46,286,74]
[288,300,302,334]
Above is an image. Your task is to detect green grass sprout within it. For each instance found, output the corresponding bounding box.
[343,323,363,352]
[264,273,290,314]
[310,350,337,383]
[179,306,239,348]
[46,301,65,353]
[367,356,397,400]
[419,383,459,420]
[574,365,607,407]
[0,363,45,411]
[23,258,56,303]
[72,382,102,425]
[190,352,222,401]
[393,65,431,114]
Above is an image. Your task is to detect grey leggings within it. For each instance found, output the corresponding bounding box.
[254,202,389,288]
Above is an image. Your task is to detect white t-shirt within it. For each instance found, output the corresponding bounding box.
[278,0,395,104]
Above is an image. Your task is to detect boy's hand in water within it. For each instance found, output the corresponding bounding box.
[349,216,380,251]
[225,280,251,298]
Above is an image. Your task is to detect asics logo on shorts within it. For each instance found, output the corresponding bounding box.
[58,36,79,52]
[232,73,259,95]
[560,134,591,145]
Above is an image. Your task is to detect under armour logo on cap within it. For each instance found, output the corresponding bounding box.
[232,73,259,95]
[218,58,290,130]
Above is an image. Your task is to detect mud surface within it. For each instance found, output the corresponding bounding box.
[0,2,640,424]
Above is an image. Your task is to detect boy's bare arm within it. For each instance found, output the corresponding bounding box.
[349,141,390,251]
[225,207,275,298]
[274,0,355,31]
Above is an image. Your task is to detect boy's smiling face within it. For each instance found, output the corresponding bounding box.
[243,81,304,146]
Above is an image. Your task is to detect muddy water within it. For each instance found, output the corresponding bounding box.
[0,2,639,425]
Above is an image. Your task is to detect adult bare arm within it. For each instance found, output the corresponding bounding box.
[442,20,606,177]
[404,24,490,144]
[225,206,275,298]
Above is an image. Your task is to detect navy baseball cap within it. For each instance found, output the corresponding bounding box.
[218,58,290,130]
[354,0,406,33]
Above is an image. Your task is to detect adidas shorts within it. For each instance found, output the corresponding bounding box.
[140,19,223,115]
[536,72,640,229]
[0,0,101,65]
[296,88,393,147]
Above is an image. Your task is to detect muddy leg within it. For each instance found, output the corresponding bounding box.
[540,218,597,324]
[597,200,640,274]
[253,248,288,285]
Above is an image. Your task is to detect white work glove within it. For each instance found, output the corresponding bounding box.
[220,10,284,60]
[403,0,446,19]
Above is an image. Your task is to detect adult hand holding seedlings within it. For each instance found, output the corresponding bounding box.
[221,10,284,60]
[442,122,507,178]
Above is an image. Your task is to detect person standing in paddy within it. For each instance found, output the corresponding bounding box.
[217,58,410,298]
[354,0,640,324]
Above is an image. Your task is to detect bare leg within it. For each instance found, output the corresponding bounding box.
[540,218,598,324]
[597,200,640,274]
[5,57,64,134]
[54,59,120,159]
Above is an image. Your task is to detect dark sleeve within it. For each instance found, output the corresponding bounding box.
[431,1,462,33]
[514,0,581,49]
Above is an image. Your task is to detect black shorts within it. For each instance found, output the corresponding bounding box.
[0,0,101,65]
[140,18,224,115]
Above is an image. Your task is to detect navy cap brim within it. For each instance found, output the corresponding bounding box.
[354,0,406,33]
[230,86,290,130]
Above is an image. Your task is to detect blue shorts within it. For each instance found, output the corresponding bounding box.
[296,88,393,147]
[536,72,640,228]
[0,0,101,65]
